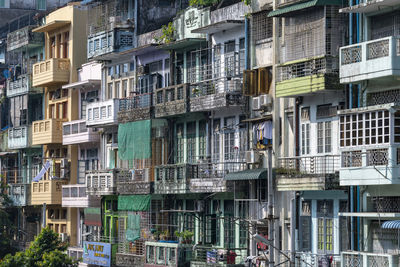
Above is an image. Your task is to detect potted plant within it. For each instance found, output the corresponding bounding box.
[160,230,170,241]
[174,230,194,244]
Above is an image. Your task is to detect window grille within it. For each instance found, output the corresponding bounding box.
[252,10,273,42]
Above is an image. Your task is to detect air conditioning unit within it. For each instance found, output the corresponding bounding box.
[245,150,260,164]
[260,94,273,107]
[60,233,68,242]
[60,158,69,169]
[252,96,261,110]
[60,168,70,179]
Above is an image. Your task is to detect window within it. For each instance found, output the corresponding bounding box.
[317,121,332,153]
[299,201,311,251]
[224,117,236,161]
[108,67,113,76]
[36,0,46,10]
[176,124,184,163]
[63,32,69,58]
[252,10,273,42]
[317,200,334,253]
[199,120,207,159]
[213,119,221,162]
[115,82,120,99]
[107,83,113,99]
[50,36,55,58]
[122,80,128,98]
[123,63,128,73]
[301,123,310,155]
[0,0,9,8]
[187,122,196,163]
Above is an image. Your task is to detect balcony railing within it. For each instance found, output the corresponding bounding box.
[340,36,400,83]
[86,99,120,127]
[154,84,189,118]
[8,125,30,149]
[62,119,99,145]
[67,247,83,262]
[8,183,30,206]
[32,118,65,145]
[87,29,135,60]
[86,169,131,196]
[189,161,247,193]
[189,78,245,112]
[295,252,339,267]
[191,246,246,266]
[62,184,100,208]
[154,164,195,194]
[341,251,399,267]
[7,74,41,97]
[31,179,66,205]
[277,0,307,7]
[32,58,70,87]
[276,155,340,191]
[117,168,152,195]
[7,25,44,52]
[118,93,153,123]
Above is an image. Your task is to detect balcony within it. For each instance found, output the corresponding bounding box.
[154,164,195,194]
[339,103,400,186]
[276,57,342,98]
[116,253,144,267]
[7,25,44,52]
[190,79,245,112]
[31,180,66,205]
[117,168,152,195]
[86,169,130,196]
[87,29,134,60]
[62,184,100,208]
[32,58,70,88]
[118,93,153,123]
[154,84,189,118]
[276,155,340,191]
[7,74,41,97]
[340,36,400,84]
[86,99,120,127]
[341,251,399,267]
[8,183,30,206]
[62,120,99,145]
[295,252,338,267]
[32,118,65,145]
[191,246,245,266]
[8,126,30,149]
[189,162,247,193]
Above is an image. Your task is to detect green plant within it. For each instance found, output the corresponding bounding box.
[154,22,176,44]
[174,230,194,242]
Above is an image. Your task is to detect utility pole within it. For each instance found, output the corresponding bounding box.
[267,147,274,267]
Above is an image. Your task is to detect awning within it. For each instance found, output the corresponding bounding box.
[33,160,51,182]
[120,44,160,56]
[268,0,344,17]
[159,38,206,50]
[225,168,267,181]
[192,20,244,34]
[382,220,400,229]
[339,212,400,218]
[33,21,70,32]
[340,0,399,13]
[118,195,151,211]
[118,120,151,160]
[62,79,100,90]
[80,0,95,4]
[84,207,101,226]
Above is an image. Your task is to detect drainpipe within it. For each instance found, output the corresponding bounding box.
[245,17,249,70]
[356,0,361,252]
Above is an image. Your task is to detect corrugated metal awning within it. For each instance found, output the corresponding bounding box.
[225,168,267,181]
[382,220,400,229]
[268,0,344,17]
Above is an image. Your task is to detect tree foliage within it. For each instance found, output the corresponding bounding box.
[0,183,17,260]
[0,228,77,267]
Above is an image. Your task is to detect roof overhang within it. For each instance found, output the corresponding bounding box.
[381,220,400,229]
[339,212,400,218]
[62,79,101,90]
[33,20,71,33]
[339,0,400,14]
[268,0,343,17]
[192,20,244,34]
[159,38,206,50]
[120,44,160,57]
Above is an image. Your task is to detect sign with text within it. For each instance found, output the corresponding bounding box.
[83,241,111,267]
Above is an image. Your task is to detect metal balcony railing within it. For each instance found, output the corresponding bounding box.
[277,155,340,177]
[341,251,399,267]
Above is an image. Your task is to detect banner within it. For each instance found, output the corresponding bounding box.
[83,241,111,267]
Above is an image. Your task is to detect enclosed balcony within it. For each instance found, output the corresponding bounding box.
[31,180,66,205]
[62,184,100,208]
[7,74,41,97]
[86,169,130,196]
[189,162,247,193]
[340,36,400,84]
[118,93,153,123]
[154,164,196,194]
[8,126,30,149]
[62,120,99,145]
[276,155,340,191]
[8,183,30,206]
[32,58,70,88]
[117,168,152,195]
[32,118,65,145]
[154,84,189,118]
[191,246,247,266]
[87,29,134,60]
[276,57,342,97]
[86,99,120,127]
[341,251,398,267]
[339,103,400,185]
[7,25,44,52]
[295,252,338,267]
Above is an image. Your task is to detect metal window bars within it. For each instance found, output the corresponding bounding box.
[277,155,340,177]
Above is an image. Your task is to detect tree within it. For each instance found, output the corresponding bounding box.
[0,183,18,260]
[0,228,77,267]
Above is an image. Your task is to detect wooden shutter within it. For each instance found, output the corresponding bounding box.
[258,67,271,95]
[243,70,257,96]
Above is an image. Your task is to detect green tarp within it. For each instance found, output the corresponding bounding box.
[118,195,151,211]
[268,0,343,17]
[118,120,151,160]
[126,214,141,242]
